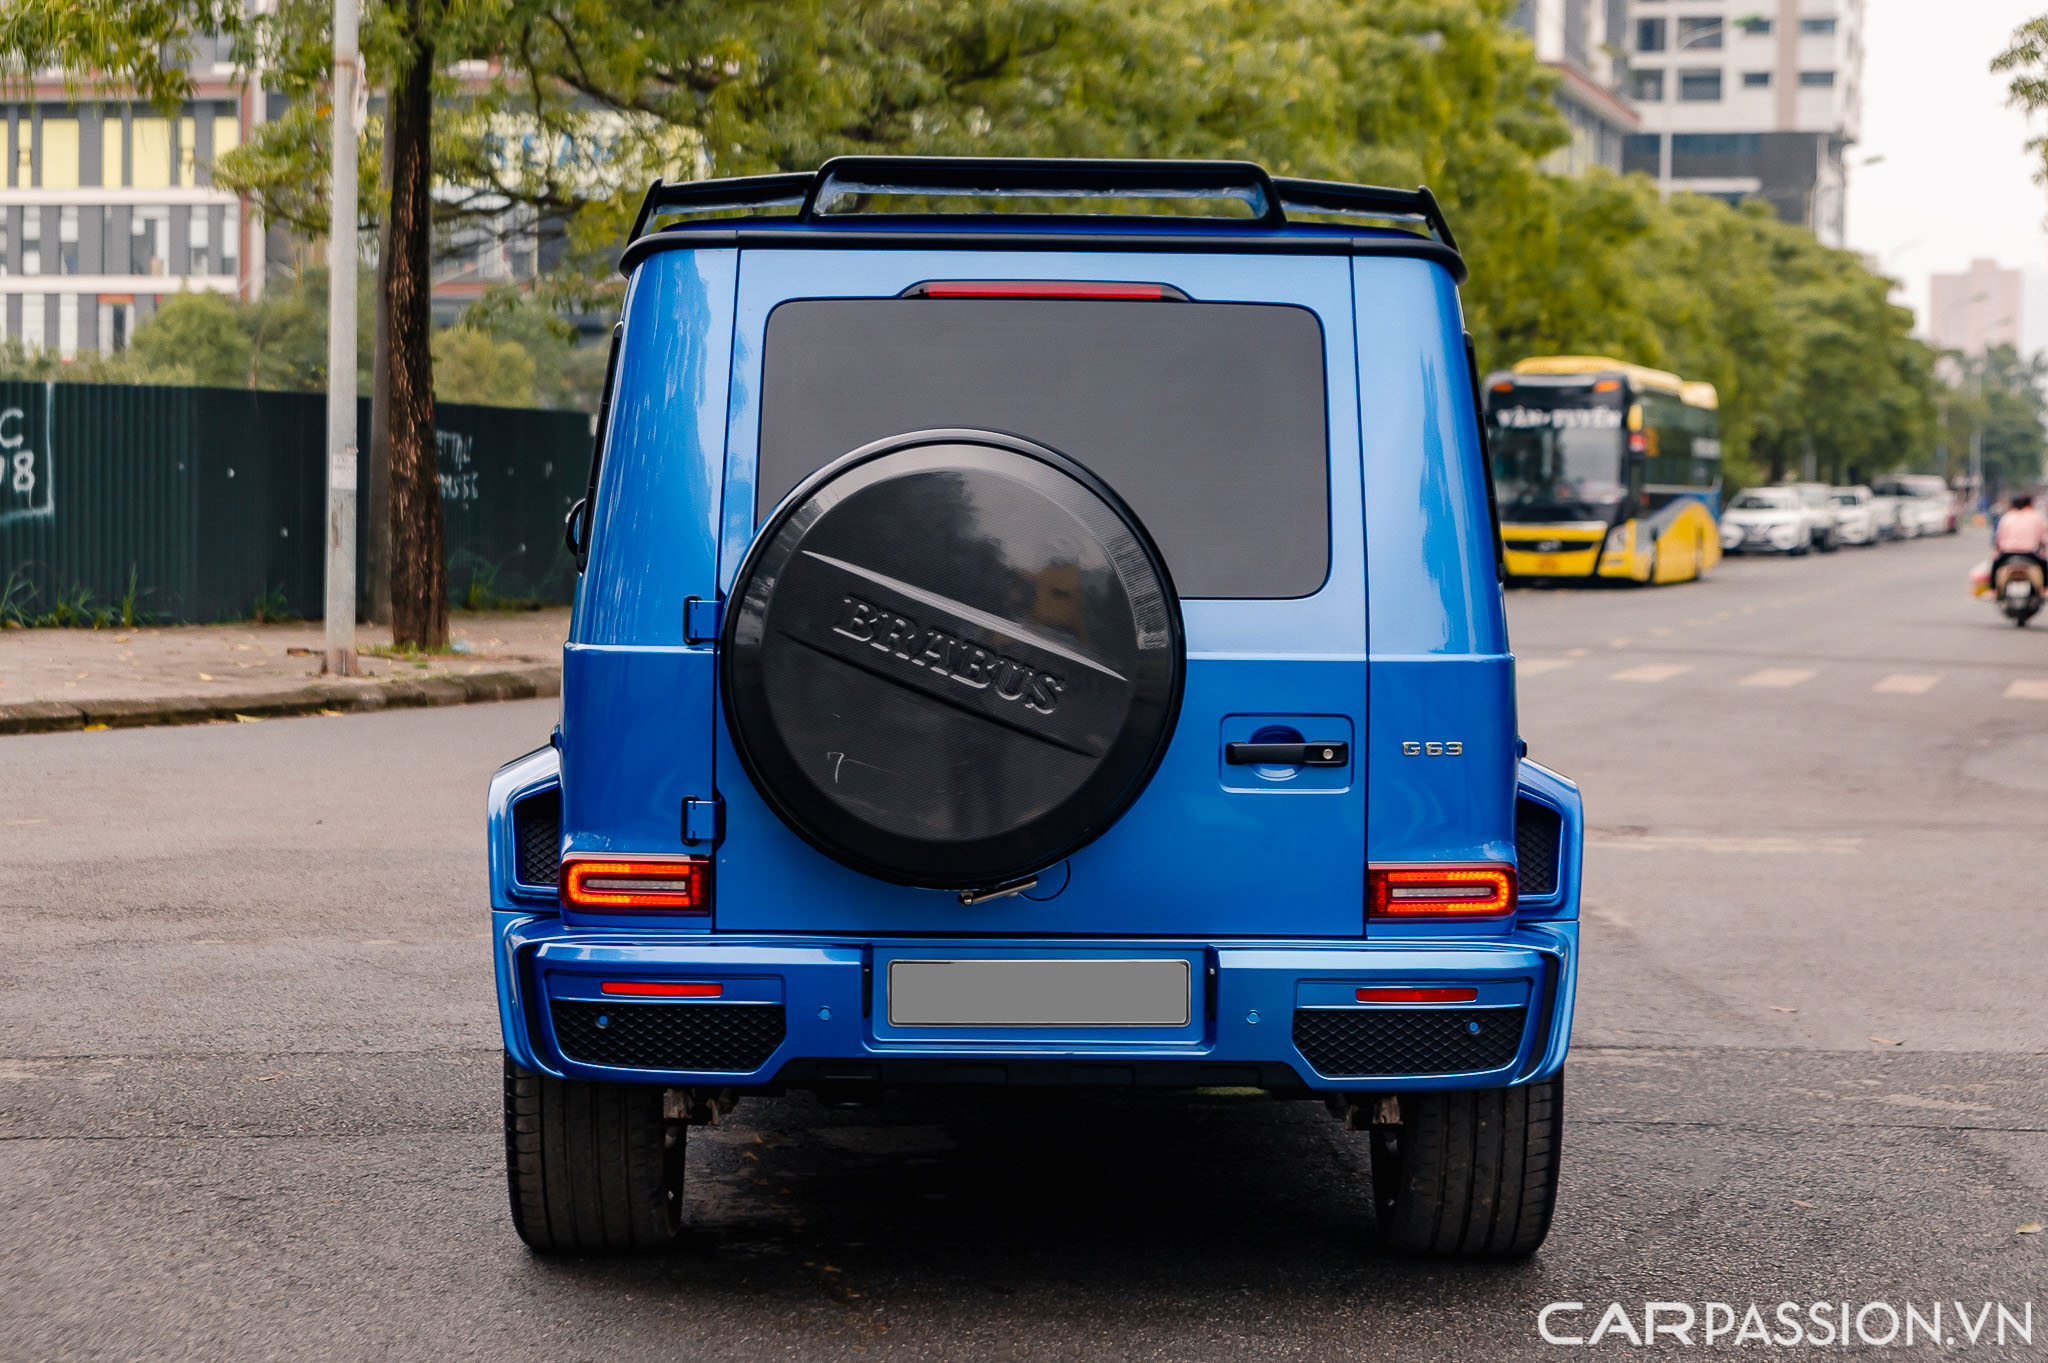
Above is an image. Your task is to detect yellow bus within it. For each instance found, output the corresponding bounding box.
[1484,356,1723,584]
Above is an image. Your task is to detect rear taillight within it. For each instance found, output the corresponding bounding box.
[1368,865,1516,919]
[561,856,711,914]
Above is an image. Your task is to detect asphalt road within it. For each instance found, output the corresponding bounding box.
[5,532,2047,1360]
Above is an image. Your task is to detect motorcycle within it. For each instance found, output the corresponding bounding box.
[1980,553,2046,627]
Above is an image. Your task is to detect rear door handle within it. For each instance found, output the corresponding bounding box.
[1225,741,1348,767]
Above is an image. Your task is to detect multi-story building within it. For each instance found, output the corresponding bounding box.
[0,57,557,356]
[1513,0,1641,173]
[1,51,267,358]
[1619,0,1866,245]
[1929,260,2023,356]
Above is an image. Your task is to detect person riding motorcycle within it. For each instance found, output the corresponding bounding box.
[1991,494,2048,618]
[1996,493,2048,558]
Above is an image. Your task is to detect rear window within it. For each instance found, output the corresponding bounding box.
[756,297,1329,599]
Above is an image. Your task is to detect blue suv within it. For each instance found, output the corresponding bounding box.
[489,158,1583,1259]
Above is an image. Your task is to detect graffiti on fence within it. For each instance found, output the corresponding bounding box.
[436,429,480,504]
[0,384,54,526]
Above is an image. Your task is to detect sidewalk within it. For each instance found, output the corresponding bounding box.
[0,609,570,734]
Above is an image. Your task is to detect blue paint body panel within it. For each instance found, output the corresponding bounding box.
[487,216,1584,1094]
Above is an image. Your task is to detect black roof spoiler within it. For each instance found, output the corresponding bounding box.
[624,156,1459,257]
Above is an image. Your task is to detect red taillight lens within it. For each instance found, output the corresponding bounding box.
[600,981,722,997]
[917,279,1171,300]
[1356,986,1480,1003]
[561,857,710,913]
[1368,865,1516,919]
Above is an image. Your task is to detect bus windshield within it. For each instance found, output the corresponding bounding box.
[1489,388,1627,524]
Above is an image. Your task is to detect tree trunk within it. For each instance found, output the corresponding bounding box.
[384,24,446,649]
[364,117,395,626]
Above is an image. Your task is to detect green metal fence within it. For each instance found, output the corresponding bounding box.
[0,381,592,623]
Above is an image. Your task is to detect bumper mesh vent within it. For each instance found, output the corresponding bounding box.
[551,1001,786,1073]
[1292,1006,1526,1077]
[1516,797,1562,898]
[512,788,561,890]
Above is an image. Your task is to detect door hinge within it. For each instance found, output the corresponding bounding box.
[682,794,725,847]
[684,596,722,644]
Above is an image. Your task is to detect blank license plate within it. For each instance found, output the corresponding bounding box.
[887,957,1191,1028]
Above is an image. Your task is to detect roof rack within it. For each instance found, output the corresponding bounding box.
[626,157,1457,252]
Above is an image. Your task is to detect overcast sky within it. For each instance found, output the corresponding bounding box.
[1847,0,2048,353]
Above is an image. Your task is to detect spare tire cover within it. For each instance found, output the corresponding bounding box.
[722,429,1184,889]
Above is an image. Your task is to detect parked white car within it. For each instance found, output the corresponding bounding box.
[1721,487,1822,555]
[1898,474,1959,535]
[1828,486,1881,545]
[1871,476,1953,538]
[1788,482,1843,551]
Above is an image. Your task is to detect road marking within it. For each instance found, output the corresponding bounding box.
[1739,667,1817,688]
[1518,658,1574,675]
[1650,626,1674,637]
[1609,637,1632,648]
[1872,673,1941,695]
[1564,647,1591,657]
[2006,679,2048,701]
[1591,833,1863,855]
[1611,663,1690,683]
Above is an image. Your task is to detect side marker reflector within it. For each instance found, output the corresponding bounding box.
[599,981,723,998]
[1355,986,1480,1004]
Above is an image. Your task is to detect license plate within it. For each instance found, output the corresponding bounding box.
[887,957,1191,1028]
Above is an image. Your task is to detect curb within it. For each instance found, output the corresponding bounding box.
[0,665,561,737]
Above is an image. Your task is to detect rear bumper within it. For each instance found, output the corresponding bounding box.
[494,917,1578,1094]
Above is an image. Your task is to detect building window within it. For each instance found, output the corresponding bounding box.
[131,207,168,275]
[1737,17,1772,35]
[222,203,239,279]
[98,299,132,353]
[1678,68,1724,100]
[1672,133,1762,156]
[39,118,79,190]
[22,293,43,348]
[1630,68,1667,100]
[1637,17,1667,51]
[0,218,8,277]
[1625,133,1663,158]
[1677,17,1724,50]
[1801,17,1837,35]
[211,112,239,181]
[1799,69,1836,87]
[1742,70,1772,87]
[21,210,40,275]
[57,206,77,275]
[131,118,171,188]
[188,206,210,276]
[57,293,77,359]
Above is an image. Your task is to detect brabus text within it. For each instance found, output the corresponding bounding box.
[833,594,1066,715]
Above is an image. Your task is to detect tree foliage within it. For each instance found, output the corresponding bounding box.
[2,0,1943,497]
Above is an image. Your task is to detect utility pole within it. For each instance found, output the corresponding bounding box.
[323,0,360,676]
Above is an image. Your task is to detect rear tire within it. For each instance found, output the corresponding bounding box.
[504,1056,685,1254]
[1370,1072,1563,1259]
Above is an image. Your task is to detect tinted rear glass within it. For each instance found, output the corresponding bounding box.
[757,298,1329,599]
